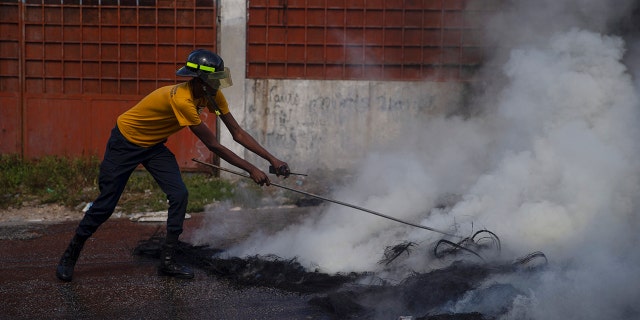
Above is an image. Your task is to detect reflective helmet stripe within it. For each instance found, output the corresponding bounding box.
[186,61,216,73]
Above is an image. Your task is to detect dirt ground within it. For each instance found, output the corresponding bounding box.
[0,204,84,225]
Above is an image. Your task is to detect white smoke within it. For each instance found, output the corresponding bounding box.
[196,0,640,318]
[222,116,497,273]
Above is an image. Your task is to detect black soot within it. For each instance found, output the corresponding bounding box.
[134,229,547,320]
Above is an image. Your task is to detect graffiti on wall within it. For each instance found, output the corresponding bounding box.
[245,80,462,170]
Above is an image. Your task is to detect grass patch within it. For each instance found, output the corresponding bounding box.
[0,154,99,208]
[0,155,236,213]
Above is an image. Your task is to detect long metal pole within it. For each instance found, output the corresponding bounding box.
[192,158,460,238]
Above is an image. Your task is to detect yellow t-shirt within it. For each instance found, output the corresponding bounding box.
[117,82,229,147]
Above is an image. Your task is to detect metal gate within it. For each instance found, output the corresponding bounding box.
[247,0,489,81]
[0,0,219,170]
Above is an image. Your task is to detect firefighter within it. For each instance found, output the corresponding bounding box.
[56,49,290,281]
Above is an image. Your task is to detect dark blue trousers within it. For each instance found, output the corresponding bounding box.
[76,126,188,239]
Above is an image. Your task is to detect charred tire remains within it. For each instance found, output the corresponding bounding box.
[134,227,547,319]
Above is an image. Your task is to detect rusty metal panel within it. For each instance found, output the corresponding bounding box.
[0,1,22,155]
[247,0,488,81]
[19,1,216,95]
[86,98,135,157]
[0,0,218,170]
[0,1,20,92]
[21,95,133,158]
[24,95,94,157]
[21,93,215,165]
[0,94,21,155]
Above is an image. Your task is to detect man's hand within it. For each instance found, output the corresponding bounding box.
[248,167,270,186]
[270,160,291,178]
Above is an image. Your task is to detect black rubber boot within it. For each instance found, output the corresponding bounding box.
[56,234,88,282]
[158,243,194,279]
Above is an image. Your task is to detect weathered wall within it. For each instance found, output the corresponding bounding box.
[218,0,248,163]
[238,79,465,171]
[218,0,468,173]
[1,0,471,174]
[0,1,220,169]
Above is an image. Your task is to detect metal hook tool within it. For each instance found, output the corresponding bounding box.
[192,158,460,238]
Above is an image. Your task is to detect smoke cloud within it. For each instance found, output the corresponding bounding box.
[195,0,640,318]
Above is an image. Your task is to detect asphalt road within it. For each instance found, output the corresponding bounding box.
[0,208,332,320]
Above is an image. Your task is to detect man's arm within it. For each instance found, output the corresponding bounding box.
[219,112,290,176]
[189,122,270,185]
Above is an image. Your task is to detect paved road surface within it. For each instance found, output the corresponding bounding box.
[0,208,332,320]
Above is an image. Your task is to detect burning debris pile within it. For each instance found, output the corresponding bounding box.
[134,229,547,319]
[310,251,548,319]
[311,262,495,319]
[378,230,503,266]
[133,229,361,293]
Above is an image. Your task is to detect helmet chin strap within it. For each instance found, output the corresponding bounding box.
[199,79,222,116]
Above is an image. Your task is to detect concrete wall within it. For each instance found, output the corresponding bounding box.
[219,0,248,163]
[242,79,465,171]
[219,0,466,173]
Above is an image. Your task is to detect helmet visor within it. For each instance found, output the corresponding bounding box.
[204,67,233,89]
